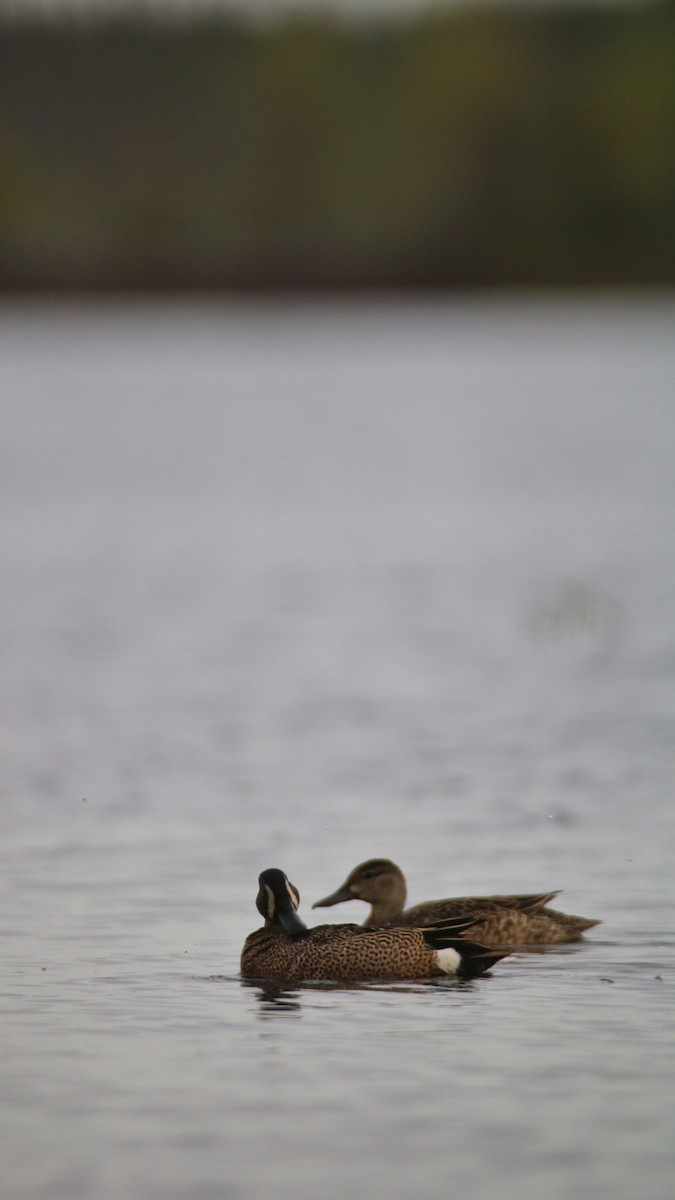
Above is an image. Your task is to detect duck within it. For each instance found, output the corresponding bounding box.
[312,858,601,946]
[240,868,513,982]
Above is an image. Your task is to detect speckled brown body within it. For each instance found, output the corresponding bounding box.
[453,907,597,946]
[313,860,601,946]
[399,897,599,945]
[241,921,454,981]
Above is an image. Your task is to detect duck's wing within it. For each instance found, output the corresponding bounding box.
[483,890,562,914]
[401,890,560,924]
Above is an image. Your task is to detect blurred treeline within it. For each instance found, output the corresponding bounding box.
[1,4,674,290]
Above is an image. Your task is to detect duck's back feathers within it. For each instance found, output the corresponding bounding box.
[401,890,560,926]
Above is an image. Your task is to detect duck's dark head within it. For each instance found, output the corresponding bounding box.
[256,868,307,937]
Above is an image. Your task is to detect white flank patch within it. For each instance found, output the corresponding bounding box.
[436,947,461,975]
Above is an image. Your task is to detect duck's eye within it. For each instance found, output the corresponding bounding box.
[362,869,377,879]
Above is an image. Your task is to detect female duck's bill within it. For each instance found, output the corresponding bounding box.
[241,868,513,982]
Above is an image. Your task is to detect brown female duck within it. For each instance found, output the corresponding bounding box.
[240,868,513,982]
[312,859,601,946]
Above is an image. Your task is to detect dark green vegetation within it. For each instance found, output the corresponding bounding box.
[1,5,674,290]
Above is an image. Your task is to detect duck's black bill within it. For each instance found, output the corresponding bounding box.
[279,906,308,937]
[311,884,352,909]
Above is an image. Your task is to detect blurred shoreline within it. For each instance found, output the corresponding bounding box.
[1,6,674,292]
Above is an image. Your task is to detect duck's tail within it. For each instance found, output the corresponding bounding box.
[422,917,512,979]
[540,906,602,935]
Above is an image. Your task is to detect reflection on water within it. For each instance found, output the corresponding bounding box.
[239,974,484,1011]
[0,297,674,1200]
[242,980,305,1016]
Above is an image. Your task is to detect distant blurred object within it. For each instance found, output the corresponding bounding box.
[521,577,627,647]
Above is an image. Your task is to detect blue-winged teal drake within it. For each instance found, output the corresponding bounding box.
[240,868,513,982]
[312,859,601,946]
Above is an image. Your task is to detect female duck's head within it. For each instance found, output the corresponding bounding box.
[312,858,407,921]
[256,868,307,936]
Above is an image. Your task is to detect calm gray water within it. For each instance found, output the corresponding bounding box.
[1,295,674,1200]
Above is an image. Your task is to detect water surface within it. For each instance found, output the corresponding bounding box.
[1,295,674,1200]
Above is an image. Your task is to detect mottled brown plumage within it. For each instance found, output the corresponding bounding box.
[240,869,512,982]
[312,859,601,946]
